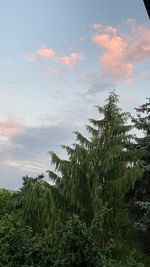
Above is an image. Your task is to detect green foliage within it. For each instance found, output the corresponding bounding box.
[134,201,150,234]
[47,91,143,258]
[54,215,99,266]
[128,98,150,256]
[0,214,53,267]
[19,174,57,232]
[49,91,142,217]
[54,215,144,267]
[0,189,14,218]
[0,91,149,266]
[114,250,144,267]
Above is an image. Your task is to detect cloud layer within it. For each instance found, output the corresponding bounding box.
[27,46,84,68]
[0,120,75,189]
[26,20,150,95]
[0,118,24,136]
[60,52,84,67]
[81,73,115,95]
[92,20,150,83]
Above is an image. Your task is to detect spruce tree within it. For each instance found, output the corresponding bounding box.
[49,91,142,213]
[19,91,143,257]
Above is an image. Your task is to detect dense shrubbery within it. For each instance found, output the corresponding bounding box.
[0,92,149,266]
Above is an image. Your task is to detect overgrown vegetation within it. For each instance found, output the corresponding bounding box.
[0,91,149,266]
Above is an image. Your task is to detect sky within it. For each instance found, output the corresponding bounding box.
[0,0,150,189]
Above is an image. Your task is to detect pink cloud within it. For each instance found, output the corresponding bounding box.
[27,47,84,68]
[93,34,132,83]
[0,119,25,137]
[60,52,84,67]
[105,26,117,34]
[92,20,150,83]
[36,47,55,59]
[27,46,55,62]
[126,27,150,62]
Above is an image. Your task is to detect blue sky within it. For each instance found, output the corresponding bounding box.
[0,0,150,189]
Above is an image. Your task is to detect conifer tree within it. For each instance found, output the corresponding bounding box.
[49,91,142,224]
[20,91,143,253]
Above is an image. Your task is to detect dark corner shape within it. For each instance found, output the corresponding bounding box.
[143,0,150,19]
